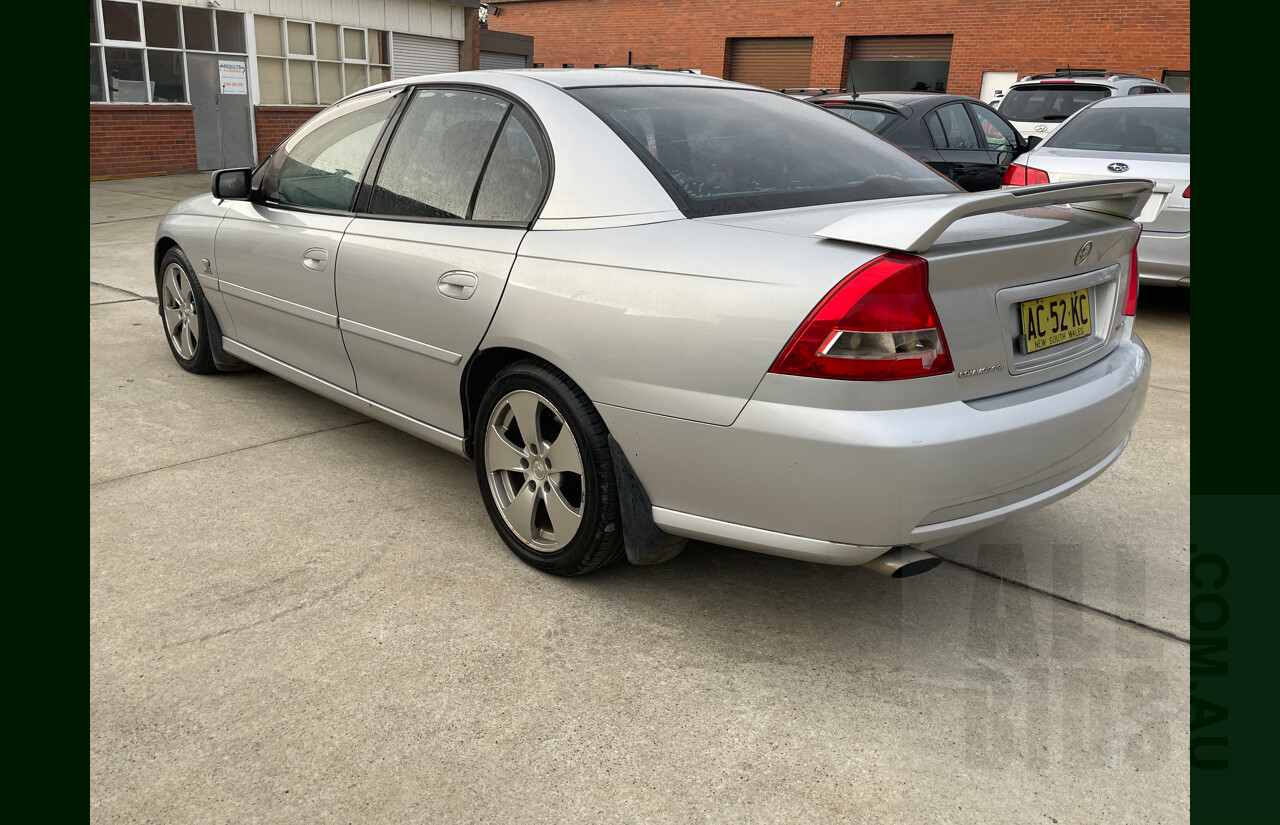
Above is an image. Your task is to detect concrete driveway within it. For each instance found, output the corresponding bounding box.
[90,174,1190,824]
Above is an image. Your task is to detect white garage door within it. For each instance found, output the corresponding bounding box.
[392,33,460,79]
[479,51,529,71]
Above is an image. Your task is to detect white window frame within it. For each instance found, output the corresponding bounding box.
[98,0,144,48]
[341,27,369,64]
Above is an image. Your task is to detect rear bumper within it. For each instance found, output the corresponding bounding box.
[600,335,1150,562]
[1138,228,1190,286]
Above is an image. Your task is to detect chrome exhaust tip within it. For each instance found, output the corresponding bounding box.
[860,546,942,578]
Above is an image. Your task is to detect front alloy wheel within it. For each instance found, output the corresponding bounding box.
[161,261,201,361]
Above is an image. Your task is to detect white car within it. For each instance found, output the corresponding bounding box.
[995,71,1173,142]
[1003,94,1189,286]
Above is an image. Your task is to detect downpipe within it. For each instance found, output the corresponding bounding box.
[860,546,942,578]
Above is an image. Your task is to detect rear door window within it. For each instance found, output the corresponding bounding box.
[925,103,980,149]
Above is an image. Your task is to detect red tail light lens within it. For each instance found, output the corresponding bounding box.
[1002,163,1051,186]
[770,254,953,381]
[1124,242,1140,316]
[1183,185,1190,198]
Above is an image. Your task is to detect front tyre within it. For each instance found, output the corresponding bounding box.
[158,247,216,374]
[475,361,624,576]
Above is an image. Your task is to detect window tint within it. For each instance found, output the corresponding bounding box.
[1044,106,1190,155]
[926,104,980,150]
[971,106,1018,151]
[368,89,508,220]
[998,86,1109,122]
[822,105,902,134]
[268,90,399,210]
[473,107,549,223]
[573,86,955,218]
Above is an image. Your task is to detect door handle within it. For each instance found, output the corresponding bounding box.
[302,248,329,271]
[437,270,478,300]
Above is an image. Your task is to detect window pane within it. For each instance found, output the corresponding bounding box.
[216,11,246,54]
[142,2,180,48]
[91,1,99,43]
[148,50,185,102]
[343,28,366,61]
[255,16,282,57]
[369,31,388,65]
[318,63,342,104]
[287,21,312,56]
[275,93,399,209]
[972,106,1017,151]
[932,103,979,149]
[369,90,509,220]
[105,47,146,101]
[289,60,316,104]
[316,24,340,61]
[103,1,141,42]
[372,66,390,86]
[343,64,368,95]
[258,57,286,103]
[573,86,954,217]
[473,109,548,223]
[90,46,105,101]
[182,7,214,51]
[998,86,1109,123]
[1045,107,1190,155]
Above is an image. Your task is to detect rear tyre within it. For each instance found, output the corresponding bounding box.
[475,361,625,576]
[158,247,217,374]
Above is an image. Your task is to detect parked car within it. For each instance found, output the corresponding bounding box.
[807,92,1028,191]
[993,71,1172,142]
[1003,94,1189,287]
[155,69,1151,578]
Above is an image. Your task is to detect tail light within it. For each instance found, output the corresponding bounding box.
[1124,242,1140,316]
[1183,185,1190,198]
[770,254,953,381]
[1003,163,1051,186]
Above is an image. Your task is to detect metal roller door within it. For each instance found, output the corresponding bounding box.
[392,33,460,80]
[727,38,813,90]
[848,35,954,61]
[479,51,529,70]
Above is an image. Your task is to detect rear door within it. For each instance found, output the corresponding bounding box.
[336,87,551,435]
[922,102,1000,191]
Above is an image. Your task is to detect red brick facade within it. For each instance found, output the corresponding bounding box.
[89,106,199,177]
[253,106,324,162]
[490,0,1191,98]
[89,104,326,177]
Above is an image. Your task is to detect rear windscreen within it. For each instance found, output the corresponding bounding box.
[823,105,904,134]
[571,86,955,217]
[1045,106,1190,154]
[998,85,1109,122]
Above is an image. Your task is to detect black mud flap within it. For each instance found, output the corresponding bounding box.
[608,434,687,565]
[206,307,250,372]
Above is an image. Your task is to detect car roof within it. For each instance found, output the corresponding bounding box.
[1085,93,1191,110]
[1008,75,1169,93]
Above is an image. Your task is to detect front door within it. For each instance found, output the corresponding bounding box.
[188,53,254,170]
[214,89,402,391]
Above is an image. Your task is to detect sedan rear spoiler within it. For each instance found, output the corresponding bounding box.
[815,179,1153,253]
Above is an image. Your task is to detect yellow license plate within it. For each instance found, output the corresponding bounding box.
[1020,289,1092,353]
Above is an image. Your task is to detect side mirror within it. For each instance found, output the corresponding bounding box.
[1026,135,1044,150]
[212,168,252,200]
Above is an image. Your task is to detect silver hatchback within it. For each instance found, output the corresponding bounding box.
[155,69,1151,577]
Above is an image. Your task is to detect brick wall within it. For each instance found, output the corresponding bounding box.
[491,0,1191,97]
[254,106,324,161]
[89,106,198,177]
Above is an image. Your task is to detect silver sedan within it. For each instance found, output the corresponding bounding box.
[1002,93,1190,286]
[155,69,1152,577]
